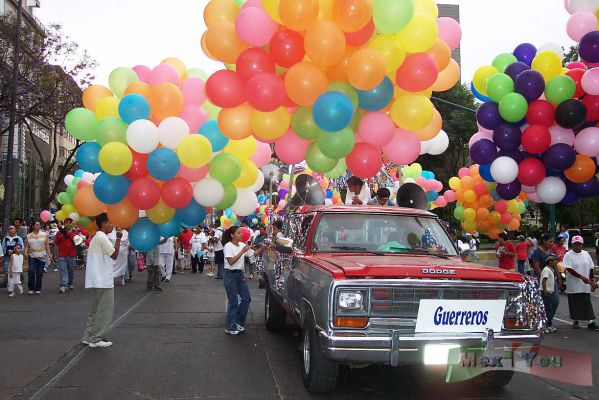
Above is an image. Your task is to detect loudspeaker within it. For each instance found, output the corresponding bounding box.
[287,174,325,207]
[396,183,429,210]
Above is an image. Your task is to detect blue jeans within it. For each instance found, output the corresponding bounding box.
[517,260,526,274]
[215,250,224,279]
[57,256,75,287]
[223,270,251,331]
[542,291,560,327]
[28,257,45,292]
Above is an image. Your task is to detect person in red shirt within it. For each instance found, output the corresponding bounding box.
[496,232,516,271]
[53,218,78,292]
[179,227,193,272]
[552,236,567,262]
[515,235,532,274]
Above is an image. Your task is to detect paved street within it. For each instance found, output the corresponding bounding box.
[1,267,598,400]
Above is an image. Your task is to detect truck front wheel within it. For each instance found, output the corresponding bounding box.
[471,371,514,390]
[301,316,339,393]
[265,289,286,331]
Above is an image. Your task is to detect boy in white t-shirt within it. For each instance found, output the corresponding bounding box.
[8,244,24,297]
[540,253,560,332]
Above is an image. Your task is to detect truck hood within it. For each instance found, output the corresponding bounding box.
[315,255,523,282]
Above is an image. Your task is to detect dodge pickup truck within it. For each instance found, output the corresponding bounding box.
[260,205,544,393]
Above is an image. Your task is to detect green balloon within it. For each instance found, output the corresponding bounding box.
[291,106,323,141]
[373,0,414,33]
[57,192,71,205]
[349,109,365,132]
[492,53,518,73]
[65,108,98,141]
[453,206,465,221]
[325,158,347,178]
[317,128,355,159]
[328,82,359,110]
[96,117,128,146]
[187,68,208,80]
[109,67,139,98]
[202,101,220,120]
[209,153,242,184]
[498,93,528,123]
[216,184,237,210]
[487,73,514,103]
[306,143,338,173]
[79,216,91,226]
[66,185,77,199]
[544,75,576,105]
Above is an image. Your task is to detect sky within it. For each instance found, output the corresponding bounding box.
[35,0,575,87]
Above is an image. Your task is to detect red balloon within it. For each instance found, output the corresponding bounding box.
[346,142,382,179]
[518,157,546,186]
[345,18,375,46]
[526,100,555,127]
[125,151,149,180]
[473,182,487,196]
[522,125,551,154]
[128,178,161,210]
[396,53,438,92]
[583,95,599,121]
[565,68,586,98]
[161,177,193,209]
[566,62,587,70]
[236,48,276,83]
[240,226,251,243]
[269,30,305,68]
[246,73,285,112]
[205,70,246,108]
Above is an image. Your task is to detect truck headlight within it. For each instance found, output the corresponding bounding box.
[338,290,365,311]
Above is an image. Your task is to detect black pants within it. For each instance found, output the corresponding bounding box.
[191,254,204,273]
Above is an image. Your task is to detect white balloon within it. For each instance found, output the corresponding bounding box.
[68,212,80,223]
[567,0,599,13]
[426,130,449,156]
[536,176,567,204]
[538,43,564,59]
[193,178,225,207]
[64,175,74,186]
[490,156,519,184]
[126,120,159,154]
[138,210,147,218]
[82,172,94,183]
[158,117,190,149]
[251,170,265,192]
[419,138,431,155]
[231,188,259,216]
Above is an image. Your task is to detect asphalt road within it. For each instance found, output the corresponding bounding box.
[1,265,598,400]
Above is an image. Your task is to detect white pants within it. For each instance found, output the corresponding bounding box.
[159,254,174,280]
[8,272,22,293]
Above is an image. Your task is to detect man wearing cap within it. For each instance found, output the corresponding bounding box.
[369,188,396,206]
[541,253,560,333]
[54,218,78,293]
[563,235,599,331]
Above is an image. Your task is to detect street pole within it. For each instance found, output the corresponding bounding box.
[550,204,556,240]
[2,0,24,235]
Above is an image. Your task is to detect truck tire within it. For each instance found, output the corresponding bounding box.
[471,371,514,390]
[265,289,286,331]
[301,316,339,393]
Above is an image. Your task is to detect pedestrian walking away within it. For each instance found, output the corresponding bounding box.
[54,218,78,293]
[24,221,51,295]
[515,235,532,275]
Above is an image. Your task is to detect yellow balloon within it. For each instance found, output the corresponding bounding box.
[369,34,406,77]
[318,0,334,20]
[234,159,259,188]
[95,96,120,120]
[147,200,175,225]
[98,142,133,175]
[531,51,563,81]
[463,190,476,203]
[463,207,476,220]
[390,94,434,131]
[251,107,290,141]
[177,135,212,168]
[413,0,439,19]
[463,219,477,233]
[449,177,461,190]
[398,14,439,53]
[161,57,187,82]
[224,136,257,159]
[261,0,281,23]
[507,199,519,214]
[55,210,66,222]
[472,65,499,96]
[61,204,75,216]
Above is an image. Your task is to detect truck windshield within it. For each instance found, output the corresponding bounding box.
[311,213,458,257]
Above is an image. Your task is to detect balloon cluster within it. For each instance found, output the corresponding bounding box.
[399,163,446,208]
[202,0,460,179]
[65,58,271,251]
[54,169,97,227]
[446,165,527,239]
[470,23,599,205]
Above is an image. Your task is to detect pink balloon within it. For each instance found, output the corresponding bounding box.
[567,12,598,41]
[40,210,52,222]
[279,180,289,190]
[415,177,427,187]
[274,129,311,164]
[582,68,599,95]
[574,127,599,157]
[437,17,462,51]
[177,165,209,182]
[423,180,436,192]
[522,185,536,194]
[180,106,209,133]
[443,190,457,203]
[149,64,180,87]
[458,167,470,178]
[235,7,278,47]
[527,191,541,203]
[278,200,286,209]
[469,131,493,148]
[358,112,395,147]
[132,65,151,84]
[250,141,273,167]
[181,77,206,106]
[382,129,421,165]
[433,180,443,192]
[549,126,575,146]
[476,124,493,135]
[434,197,448,208]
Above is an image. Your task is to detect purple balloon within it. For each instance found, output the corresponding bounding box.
[571,177,599,198]
[470,139,498,165]
[504,62,530,81]
[278,188,289,199]
[493,123,522,151]
[476,102,503,130]
[580,31,599,63]
[561,191,580,206]
[543,144,577,170]
[513,43,537,66]
[515,70,545,102]
[498,149,525,163]
[496,181,522,200]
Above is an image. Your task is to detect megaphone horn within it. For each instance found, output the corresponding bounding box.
[396,183,429,210]
[287,174,325,207]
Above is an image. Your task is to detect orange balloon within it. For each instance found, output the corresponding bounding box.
[125,82,152,99]
[251,107,290,141]
[427,39,451,70]
[218,103,253,140]
[415,108,442,141]
[161,58,188,83]
[107,198,139,228]
[204,22,249,64]
[304,21,346,67]
[74,185,106,217]
[149,83,184,122]
[476,208,490,221]
[489,211,501,224]
[285,62,329,106]
[201,31,217,61]
[564,155,596,183]
[455,190,465,203]
[461,176,474,190]
[347,48,387,90]
[469,165,480,177]
[507,218,521,231]
[479,194,494,208]
[204,0,240,27]
[326,46,357,82]
[318,0,334,20]
[82,85,114,112]
[431,59,460,92]
[333,0,372,33]
[478,220,491,231]
[279,0,319,31]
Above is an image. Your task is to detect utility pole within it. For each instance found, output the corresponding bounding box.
[2,0,24,234]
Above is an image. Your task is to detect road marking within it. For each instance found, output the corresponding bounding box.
[29,291,152,400]
[258,330,285,400]
[553,317,571,325]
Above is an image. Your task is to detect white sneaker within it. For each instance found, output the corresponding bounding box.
[8,292,14,298]
[236,324,246,332]
[59,287,66,293]
[81,340,90,345]
[207,272,214,277]
[35,291,41,294]
[88,340,113,348]
[28,290,34,295]
[225,329,240,335]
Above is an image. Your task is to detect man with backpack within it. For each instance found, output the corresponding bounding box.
[212,222,225,280]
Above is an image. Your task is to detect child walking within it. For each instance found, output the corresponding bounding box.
[8,244,24,298]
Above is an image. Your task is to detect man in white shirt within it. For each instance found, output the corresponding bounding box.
[82,214,122,348]
[559,225,570,250]
[159,237,175,283]
[344,176,371,206]
[564,236,599,330]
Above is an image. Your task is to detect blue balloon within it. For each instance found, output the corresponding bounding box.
[470,82,491,103]
[312,91,354,132]
[422,171,435,180]
[147,148,180,181]
[479,164,495,182]
[129,219,161,252]
[76,142,102,173]
[357,76,394,111]
[74,169,85,178]
[427,191,439,202]
[158,218,182,237]
[176,201,206,227]
[326,190,333,199]
[199,120,229,152]
[118,94,150,124]
[93,173,129,204]
[225,208,233,218]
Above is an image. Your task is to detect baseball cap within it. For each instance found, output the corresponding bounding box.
[545,253,558,262]
[64,217,73,223]
[572,235,584,244]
